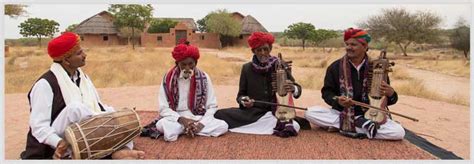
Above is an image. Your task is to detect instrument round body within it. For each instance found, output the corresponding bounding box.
[364,97,388,124]
[64,108,142,159]
[275,94,296,122]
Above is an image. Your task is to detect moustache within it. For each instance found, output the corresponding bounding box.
[258,56,270,63]
[180,69,194,79]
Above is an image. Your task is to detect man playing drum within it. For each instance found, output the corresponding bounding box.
[214,32,310,138]
[305,28,405,140]
[152,43,228,142]
[20,32,145,159]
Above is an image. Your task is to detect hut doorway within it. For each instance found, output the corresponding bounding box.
[175,30,187,45]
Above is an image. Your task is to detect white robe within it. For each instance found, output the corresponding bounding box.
[29,64,133,155]
[156,72,228,141]
[305,105,405,140]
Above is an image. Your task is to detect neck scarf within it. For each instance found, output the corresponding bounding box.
[163,66,208,115]
[250,55,278,74]
[338,55,369,132]
[50,63,102,114]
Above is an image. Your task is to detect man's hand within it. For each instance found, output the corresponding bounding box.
[178,117,200,137]
[53,139,69,160]
[178,117,195,129]
[240,96,254,108]
[380,81,395,97]
[337,96,354,108]
[192,122,205,134]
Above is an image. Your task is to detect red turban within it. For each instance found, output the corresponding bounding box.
[247,32,275,49]
[178,38,187,44]
[172,44,200,62]
[343,28,371,44]
[47,32,81,60]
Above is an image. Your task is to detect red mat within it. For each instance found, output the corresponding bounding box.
[133,111,436,159]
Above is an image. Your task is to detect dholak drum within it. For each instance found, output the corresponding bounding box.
[64,108,142,159]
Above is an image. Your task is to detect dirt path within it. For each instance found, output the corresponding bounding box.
[402,64,470,102]
[4,85,470,159]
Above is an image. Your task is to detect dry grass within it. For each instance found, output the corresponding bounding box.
[5,46,241,93]
[407,59,469,77]
[392,78,469,106]
[5,46,468,106]
[394,51,470,78]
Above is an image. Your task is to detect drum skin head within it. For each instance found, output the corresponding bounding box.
[65,125,81,159]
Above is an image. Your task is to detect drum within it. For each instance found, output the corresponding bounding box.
[64,108,142,159]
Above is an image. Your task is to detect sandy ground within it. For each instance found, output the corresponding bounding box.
[404,65,470,101]
[4,84,470,159]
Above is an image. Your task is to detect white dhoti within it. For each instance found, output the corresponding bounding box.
[155,114,229,142]
[229,111,301,135]
[305,105,405,140]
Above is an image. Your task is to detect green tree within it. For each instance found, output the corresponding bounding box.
[284,22,316,50]
[359,8,442,56]
[309,29,339,51]
[197,15,210,32]
[450,17,470,60]
[205,9,241,47]
[5,4,27,18]
[108,4,153,50]
[118,27,143,45]
[66,24,78,32]
[147,19,178,33]
[18,18,59,47]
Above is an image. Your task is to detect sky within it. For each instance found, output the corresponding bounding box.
[2,3,472,39]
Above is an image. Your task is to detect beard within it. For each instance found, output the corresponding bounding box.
[257,55,270,64]
[179,69,194,79]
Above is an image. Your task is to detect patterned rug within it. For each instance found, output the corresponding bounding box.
[133,111,436,159]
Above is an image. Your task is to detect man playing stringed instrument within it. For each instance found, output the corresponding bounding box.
[305,28,405,140]
[214,32,310,138]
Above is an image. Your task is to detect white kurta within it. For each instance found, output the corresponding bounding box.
[156,72,228,141]
[305,105,405,140]
[29,69,133,153]
[229,86,301,135]
[229,111,301,135]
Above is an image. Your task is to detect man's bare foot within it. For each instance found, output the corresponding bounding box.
[111,149,145,159]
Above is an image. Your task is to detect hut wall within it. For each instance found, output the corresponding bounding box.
[142,32,220,49]
[142,33,175,47]
[79,34,120,47]
[189,33,221,49]
[141,22,221,49]
[232,35,250,47]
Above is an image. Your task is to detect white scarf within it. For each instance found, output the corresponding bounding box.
[50,63,101,114]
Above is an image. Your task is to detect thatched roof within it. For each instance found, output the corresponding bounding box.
[73,11,118,35]
[155,18,198,31]
[232,12,245,20]
[240,15,268,34]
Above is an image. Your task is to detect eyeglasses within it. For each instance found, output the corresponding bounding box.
[254,47,270,53]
